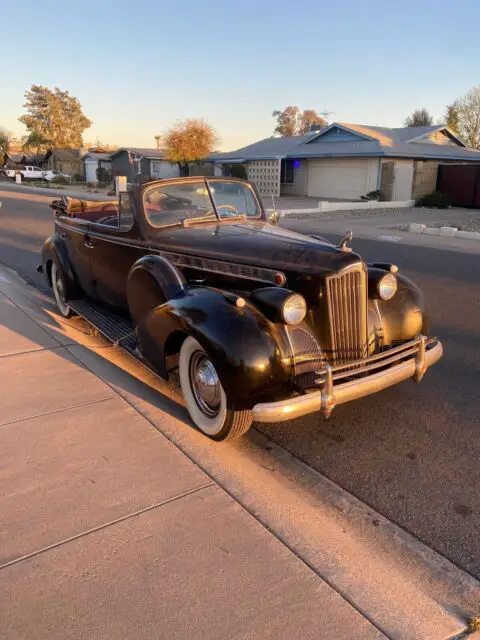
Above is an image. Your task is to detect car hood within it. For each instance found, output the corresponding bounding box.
[149,220,361,276]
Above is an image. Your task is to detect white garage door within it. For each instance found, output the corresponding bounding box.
[307,159,377,199]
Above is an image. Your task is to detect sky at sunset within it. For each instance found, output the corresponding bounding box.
[2,0,478,151]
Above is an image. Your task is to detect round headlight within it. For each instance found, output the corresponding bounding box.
[282,294,307,325]
[378,273,397,300]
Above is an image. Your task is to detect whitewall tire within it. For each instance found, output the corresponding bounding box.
[179,336,252,441]
[51,262,74,318]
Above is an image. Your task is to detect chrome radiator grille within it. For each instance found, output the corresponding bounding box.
[326,264,368,363]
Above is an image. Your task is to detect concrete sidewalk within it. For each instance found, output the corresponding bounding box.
[0,275,380,639]
[0,267,479,639]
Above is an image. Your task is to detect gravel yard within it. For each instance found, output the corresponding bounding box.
[425,219,480,232]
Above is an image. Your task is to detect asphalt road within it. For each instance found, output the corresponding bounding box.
[1,191,479,579]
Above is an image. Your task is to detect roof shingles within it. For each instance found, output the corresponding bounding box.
[210,123,480,163]
[110,147,167,159]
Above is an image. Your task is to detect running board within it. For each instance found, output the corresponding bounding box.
[69,300,138,358]
[68,300,177,381]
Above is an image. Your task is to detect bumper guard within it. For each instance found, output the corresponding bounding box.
[252,336,443,423]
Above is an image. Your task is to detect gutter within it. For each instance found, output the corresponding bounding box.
[211,151,480,164]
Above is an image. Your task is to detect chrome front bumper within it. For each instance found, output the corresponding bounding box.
[252,336,443,424]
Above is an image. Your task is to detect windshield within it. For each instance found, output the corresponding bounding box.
[144,179,261,228]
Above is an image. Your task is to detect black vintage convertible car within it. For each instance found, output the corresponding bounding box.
[40,177,443,440]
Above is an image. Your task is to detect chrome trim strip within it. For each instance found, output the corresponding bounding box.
[64,229,285,286]
[252,338,443,423]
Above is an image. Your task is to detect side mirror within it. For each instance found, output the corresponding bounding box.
[268,211,280,225]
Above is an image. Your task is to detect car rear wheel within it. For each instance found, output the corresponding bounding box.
[51,262,74,318]
[179,337,252,441]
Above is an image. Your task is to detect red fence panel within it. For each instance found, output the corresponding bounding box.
[437,165,479,207]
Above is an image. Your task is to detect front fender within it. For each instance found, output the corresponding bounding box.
[41,234,77,297]
[376,273,428,344]
[136,286,293,410]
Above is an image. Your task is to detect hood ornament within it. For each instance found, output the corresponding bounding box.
[339,230,353,252]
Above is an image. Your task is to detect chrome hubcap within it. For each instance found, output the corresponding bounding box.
[189,352,221,417]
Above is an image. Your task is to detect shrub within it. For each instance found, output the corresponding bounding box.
[51,175,71,185]
[418,191,452,208]
[96,166,112,183]
[224,163,247,179]
[361,190,380,201]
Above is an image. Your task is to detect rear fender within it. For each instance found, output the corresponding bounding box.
[136,286,293,410]
[126,255,186,326]
[40,234,77,297]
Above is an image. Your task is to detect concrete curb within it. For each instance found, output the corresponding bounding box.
[409,223,480,241]
[267,200,415,216]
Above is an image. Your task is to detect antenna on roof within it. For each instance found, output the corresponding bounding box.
[320,109,335,124]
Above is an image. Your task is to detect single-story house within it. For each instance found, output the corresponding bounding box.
[43,148,85,178]
[2,152,25,168]
[210,123,480,201]
[109,148,217,183]
[109,148,181,183]
[2,152,45,168]
[83,151,112,183]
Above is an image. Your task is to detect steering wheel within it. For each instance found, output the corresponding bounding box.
[214,204,240,217]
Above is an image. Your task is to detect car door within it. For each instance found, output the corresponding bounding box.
[55,215,96,298]
[87,193,146,309]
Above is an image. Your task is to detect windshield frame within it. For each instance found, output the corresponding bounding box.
[141,177,265,230]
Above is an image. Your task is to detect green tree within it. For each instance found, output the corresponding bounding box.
[22,131,51,154]
[0,128,9,164]
[19,85,92,149]
[272,106,300,137]
[456,86,480,149]
[162,119,218,176]
[404,108,433,127]
[297,109,327,135]
[443,102,460,135]
[273,107,327,136]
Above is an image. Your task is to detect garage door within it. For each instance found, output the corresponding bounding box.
[307,159,377,200]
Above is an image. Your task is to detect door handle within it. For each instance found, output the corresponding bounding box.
[84,235,95,249]
[60,232,69,240]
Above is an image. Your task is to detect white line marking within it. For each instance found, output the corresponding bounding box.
[377,235,403,242]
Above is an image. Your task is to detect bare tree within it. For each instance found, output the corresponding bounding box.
[404,108,434,127]
[443,102,460,135]
[456,86,480,149]
[163,119,218,176]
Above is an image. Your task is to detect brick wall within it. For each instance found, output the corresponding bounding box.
[247,160,281,196]
[411,161,439,201]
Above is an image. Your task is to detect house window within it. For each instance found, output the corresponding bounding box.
[281,159,295,184]
[133,157,142,174]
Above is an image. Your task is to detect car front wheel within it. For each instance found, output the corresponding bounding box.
[179,336,252,441]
